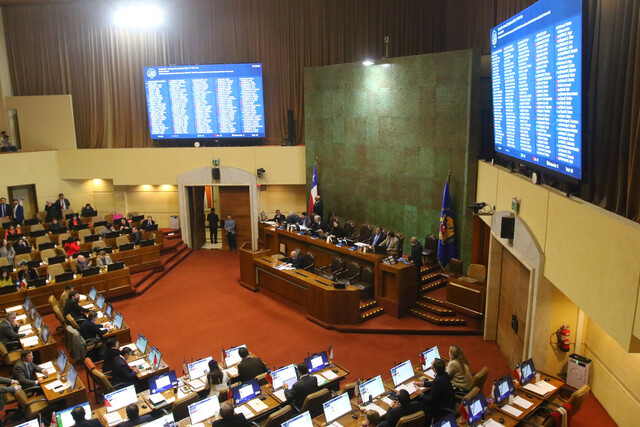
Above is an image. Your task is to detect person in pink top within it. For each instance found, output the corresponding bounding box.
[111,209,123,221]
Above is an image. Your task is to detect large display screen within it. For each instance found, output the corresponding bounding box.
[144,63,265,139]
[491,0,582,180]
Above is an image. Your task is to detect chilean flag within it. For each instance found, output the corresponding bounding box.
[308,163,319,215]
[266,368,273,386]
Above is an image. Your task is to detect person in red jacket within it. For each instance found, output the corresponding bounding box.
[64,236,81,257]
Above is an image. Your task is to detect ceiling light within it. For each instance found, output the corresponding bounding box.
[114,4,164,28]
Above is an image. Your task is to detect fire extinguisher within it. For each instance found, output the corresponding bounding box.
[556,324,570,352]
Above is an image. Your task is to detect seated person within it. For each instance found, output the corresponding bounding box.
[64,291,91,321]
[65,236,81,257]
[70,405,102,427]
[382,389,422,427]
[286,211,300,225]
[111,209,124,221]
[414,358,455,423]
[282,250,303,269]
[116,218,130,230]
[59,284,75,311]
[0,312,25,345]
[112,347,139,387]
[0,269,13,288]
[119,404,152,427]
[12,350,48,389]
[237,347,267,383]
[284,362,319,408]
[4,224,20,239]
[363,410,381,427]
[328,220,346,238]
[48,218,64,232]
[0,239,15,266]
[140,215,155,229]
[212,402,250,427]
[103,338,121,373]
[68,213,82,229]
[446,345,473,392]
[310,215,328,235]
[17,260,38,284]
[368,227,387,248]
[96,251,113,266]
[130,227,142,245]
[100,224,116,237]
[207,362,229,397]
[380,231,400,256]
[75,255,90,272]
[81,203,97,218]
[271,209,286,223]
[299,212,313,228]
[80,311,106,345]
[14,236,32,252]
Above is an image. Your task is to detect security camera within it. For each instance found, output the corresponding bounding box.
[468,202,494,215]
[257,168,266,178]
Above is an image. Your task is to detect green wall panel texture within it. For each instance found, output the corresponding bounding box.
[305,49,480,265]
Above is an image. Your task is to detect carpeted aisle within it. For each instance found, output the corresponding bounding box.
[92,250,615,426]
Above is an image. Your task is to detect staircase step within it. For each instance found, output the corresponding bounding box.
[420,295,449,307]
[360,307,385,321]
[420,264,441,275]
[414,301,456,316]
[359,300,378,312]
[421,271,445,285]
[409,308,467,326]
[131,270,155,289]
[420,278,447,293]
[135,242,192,295]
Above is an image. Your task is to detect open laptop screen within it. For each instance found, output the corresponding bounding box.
[304,351,329,374]
[189,395,221,424]
[358,375,385,403]
[224,344,247,367]
[135,334,148,354]
[188,356,213,380]
[390,360,414,387]
[231,379,261,405]
[421,346,440,371]
[494,374,515,405]
[322,393,351,424]
[149,370,178,395]
[271,364,298,391]
[282,411,313,427]
[104,385,137,412]
[520,358,536,384]
[56,402,92,427]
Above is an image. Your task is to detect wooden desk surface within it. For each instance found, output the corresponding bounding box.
[41,361,87,406]
[96,392,153,426]
[313,401,363,427]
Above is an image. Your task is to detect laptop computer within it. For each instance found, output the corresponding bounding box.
[23,218,39,226]
[466,392,489,425]
[73,223,89,230]
[107,261,125,271]
[104,231,120,239]
[224,345,247,367]
[104,385,137,413]
[322,393,352,424]
[519,358,536,385]
[420,346,440,371]
[494,374,515,406]
[433,414,458,427]
[57,350,68,372]
[27,278,46,288]
[65,213,75,220]
[55,272,75,283]
[101,246,114,254]
[118,243,134,252]
[0,286,17,295]
[145,224,159,231]
[29,230,46,238]
[6,234,21,242]
[93,221,107,227]
[131,215,144,222]
[88,287,97,301]
[231,379,261,405]
[135,334,148,354]
[188,396,220,424]
[282,411,313,427]
[148,346,162,369]
[148,370,178,395]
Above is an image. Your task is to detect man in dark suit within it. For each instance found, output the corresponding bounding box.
[382,389,422,427]
[11,199,23,225]
[0,312,25,346]
[140,215,156,229]
[56,193,70,218]
[0,198,10,219]
[75,255,90,273]
[286,211,299,225]
[206,209,219,244]
[312,195,323,218]
[282,250,303,269]
[44,201,57,222]
[285,362,319,408]
[48,218,65,233]
[64,291,91,321]
[368,227,387,249]
[271,209,286,223]
[310,215,328,236]
[119,404,152,427]
[12,350,48,388]
[415,358,455,423]
[299,212,313,228]
[79,311,106,344]
[130,227,142,245]
[237,347,267,383]
[408,236,424,273]
[112,347,139,387]
[212,402,250,427]
[70,405,102,427]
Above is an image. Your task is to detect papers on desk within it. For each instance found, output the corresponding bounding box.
[102,411,123,426]
[20,336,39,347]
[275,264,295,270]
[129,360,150,370]
[81,303,94,309]
[16,314,27,321]
[102,322,113,330]
[79,294,87,301]
[312,374,328,385]
[234,404,255,419]
[6,305,23,312]
[187,379,205,390]
[396,382,419,395]
[482,419,505,427]
[44,380,70,391]
[322,370,338,380]
[523,380,557,396]
[39,361,55,372]
[96,311,104,318]
[423,368,435,379]
[500,404,523,418]
[273,389,286,402]
[381,396,395,406]
[224,366,238,377]
[18,324,32,333]
[513,395,534,409]
[364,403,386,416]
[247,397,269,413]
[328,421,344,427]
[534,380,557,394]
[148,393,166,405]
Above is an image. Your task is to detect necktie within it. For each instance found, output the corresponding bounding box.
[25,363,31,379]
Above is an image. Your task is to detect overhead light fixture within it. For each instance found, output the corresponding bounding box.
[362,35,391,67]
[114,3,164,28]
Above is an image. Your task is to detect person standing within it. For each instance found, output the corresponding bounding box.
[207,208,219,244]
[56,193,70,219]
[224,214,237,250]
[0,198,9,219]
[11,199,23,225]
[312,195,323,218]
[408,236,424,274]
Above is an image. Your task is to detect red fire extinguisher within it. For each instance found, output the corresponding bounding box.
[556,324,570,352]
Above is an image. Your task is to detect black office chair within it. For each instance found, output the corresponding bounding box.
[334,262,361,286]
[422,234,438,264]
[353,224,373,242]
[317,257,346,280]
[343,221,355,239]
[301,252,315,272]
[352,266,374,299]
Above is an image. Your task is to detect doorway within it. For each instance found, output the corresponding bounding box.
[8,184,38,220]
[187,186,206,249]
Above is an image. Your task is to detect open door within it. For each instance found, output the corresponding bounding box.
[188,186,206,249]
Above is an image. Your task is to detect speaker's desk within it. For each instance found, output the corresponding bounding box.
[258,225,418,317]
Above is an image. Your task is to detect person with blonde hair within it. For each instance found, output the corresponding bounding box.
[446,345,473,391]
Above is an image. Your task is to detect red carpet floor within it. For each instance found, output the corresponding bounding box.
[17,250,615,426]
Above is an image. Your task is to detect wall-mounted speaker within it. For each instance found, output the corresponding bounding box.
[212,167,220,180]
[501,216,515,239]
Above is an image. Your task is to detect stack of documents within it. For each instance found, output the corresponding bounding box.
[103,412,122,426]
[20,336,39,347]
[247,398,269,413]
[234,405,255,419]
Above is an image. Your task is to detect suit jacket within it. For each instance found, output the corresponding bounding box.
[369,232,387,248]
[72,418,103,427]
[79,319,105,341]
[0,376,17,411]
[0,203,10,218]
[285,374,319,408]
[131,231,143,245]
[0,319,23,344]
[76,260,90,272]
[408,242,423,268]
[237,357,267,382]
[312,200,323,218]
[420,373,456,412]
[112,355,137,386]
[18,268,38,282]
[12,359,43,387]
[224,219,236,234]
[206,213,218,228]
[211,413,250,427]
[381,236,400,255]
[13,205,24,223]
[64,298,89,320]
[299,216,313,227]
[56,198,71,215]
[383,402,423,427]
[283,255,303,269]
[119,414,153,427]
[45,205,57,221]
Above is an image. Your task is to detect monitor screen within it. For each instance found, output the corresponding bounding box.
[143,63,265,139]
[96,294,105,310]
[105,385,137,412]
[16,420,39,427]
[390,360,414,387]
[188,395,221,424]
[149,370,179,395]
[135,334,148,354]
[421,346,441,371]
[322,393,351,424]
[28,306,36,320]
[148,346,162,369]
[188,356,213,380]
[494,374,515,405]
[467,392,488,424]
[24,296,31,311]
[231,379,261,405]
[57,350,68,372]
[114,312,124,329]
[491,0,583,181]
[271,364,298,391]
[282,411,313,427]
[67,365,78,389]
[56,402,92,427]
[141,413,175,427]
[41,326,50,344]
[34,314,42,330]
[520,358,537,384]
[304,351,329,374]
[224,344,247,367]
[89,287,97,301]
[105,303,114,318]
[358,375,385,403]
[433,414,458,427]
